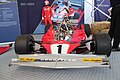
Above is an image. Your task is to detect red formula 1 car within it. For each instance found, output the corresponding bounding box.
[9,18,111,68]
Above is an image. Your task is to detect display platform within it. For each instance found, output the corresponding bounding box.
[0,34,120,80]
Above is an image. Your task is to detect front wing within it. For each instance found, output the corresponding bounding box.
[9,54,110,69]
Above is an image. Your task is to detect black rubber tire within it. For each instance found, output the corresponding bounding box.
[92,33,111,57]
[44,24,51,33]
[14,35,35,54]
[84,24,91,37]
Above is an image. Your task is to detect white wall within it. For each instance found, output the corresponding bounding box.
[84,0,94,24]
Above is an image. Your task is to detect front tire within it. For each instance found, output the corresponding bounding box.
[91,33,111,57]
[15,35,35,54]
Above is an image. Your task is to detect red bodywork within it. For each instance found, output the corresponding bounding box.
[41,24,86,54]
[0,44,12,55]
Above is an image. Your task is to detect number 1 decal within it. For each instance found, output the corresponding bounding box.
[51,44,69,54]
[57,45,62,54]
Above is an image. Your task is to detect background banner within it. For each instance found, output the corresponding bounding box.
[94,0,111,21]
[34,0,85,34]
[17,0,54,34]
[17,0,84,34]
[0,0,20,43]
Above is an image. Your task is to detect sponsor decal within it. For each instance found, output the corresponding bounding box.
[82,58,103,62]
[19,58,76,62]
[19,58,35,62]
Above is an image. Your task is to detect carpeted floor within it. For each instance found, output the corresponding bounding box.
[0,34,120,80]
